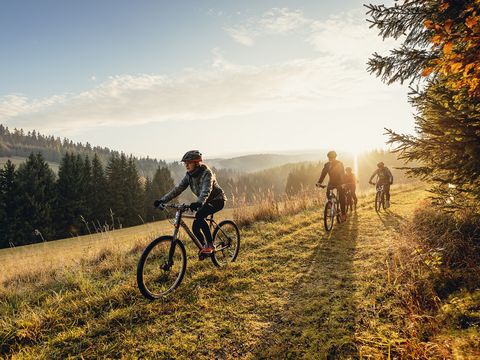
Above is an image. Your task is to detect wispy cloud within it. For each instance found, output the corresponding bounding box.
[1,7,402,135]
[225,8,309,46]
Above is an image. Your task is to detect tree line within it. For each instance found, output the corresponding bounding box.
[0,124,166,179]
[0,152,174,248]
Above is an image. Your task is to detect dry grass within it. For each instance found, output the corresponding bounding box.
[381,202,480,358]
[2,183,477,359]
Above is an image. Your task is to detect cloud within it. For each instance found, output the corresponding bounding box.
[1,7,404,135]
[226,8,309,46]
[259,8,310,34]
[0,94,65,119]
[225,26,255,46]
[307,9,398,59]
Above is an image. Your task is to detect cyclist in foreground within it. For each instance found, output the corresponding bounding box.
[154,150,227,255]
[368,162,393,208]
[344,167,358,210]
[316,150,347,222]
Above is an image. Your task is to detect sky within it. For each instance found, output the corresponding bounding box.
[0,0,415,160]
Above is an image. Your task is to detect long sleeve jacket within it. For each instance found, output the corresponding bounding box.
[369,167,393,184]
[160,164,227,204]
[318,160,345,187]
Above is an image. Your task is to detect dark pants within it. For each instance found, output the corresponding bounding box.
[192,199,225,246]
[377,182,391,201]
[327,185,346,215]
[346,185,358,206]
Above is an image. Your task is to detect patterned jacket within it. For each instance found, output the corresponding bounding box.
[160,164,227,204]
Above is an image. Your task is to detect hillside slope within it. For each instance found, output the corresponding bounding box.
[2,187,456,358]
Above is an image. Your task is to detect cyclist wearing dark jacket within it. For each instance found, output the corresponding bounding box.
[369,162,393,208]
[154,150,227,255]
[344,167,358,209]
[316,150,347,221]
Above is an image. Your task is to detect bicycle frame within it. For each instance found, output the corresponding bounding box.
[166,204,233,263]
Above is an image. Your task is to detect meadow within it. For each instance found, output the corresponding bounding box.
[1,184,478,359]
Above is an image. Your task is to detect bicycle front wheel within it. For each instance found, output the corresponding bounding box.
[137,236,186,300]
[211,220,240,267]
[324,201,334,231]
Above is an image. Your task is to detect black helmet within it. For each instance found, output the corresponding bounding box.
[327,150,337,159]
[377,162,384,168]
[181,150,202,162]
[345,167,352,172]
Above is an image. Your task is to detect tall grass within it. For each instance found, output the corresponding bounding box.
[385,201,480,358]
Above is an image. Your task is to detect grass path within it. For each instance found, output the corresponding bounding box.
[0,186,426,358]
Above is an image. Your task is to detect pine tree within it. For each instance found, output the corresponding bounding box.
[0,160,17,248]
[90,153,109,229]
[106,153,128,228]
[54,153,88,238]
[124,156,144,226]
[14,153,56,245]
[366,0,480,209]
[144,166,175,221]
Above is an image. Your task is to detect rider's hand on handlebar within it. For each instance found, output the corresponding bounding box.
[153,199,166,210]
[189,202,202,212]
[316,183,326,189]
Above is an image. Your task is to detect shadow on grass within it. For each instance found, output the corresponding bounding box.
[376,209,405,232]
[254,213,359,359]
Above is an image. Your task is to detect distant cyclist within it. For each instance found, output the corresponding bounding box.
[368,162,393,208]
[316,150,347,222]
[344,167,358,210]
[154,150,227,255]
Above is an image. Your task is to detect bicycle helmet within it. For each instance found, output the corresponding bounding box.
[377,162,384,168]
[327,150,337,159]
[181,150,202,162]
[345,167,352,172]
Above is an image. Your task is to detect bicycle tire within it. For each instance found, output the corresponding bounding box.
[137,236,186,300]
[381,192,386,210]
[375,191,382,212]
[324,201,334,231]
[211,220,240,267]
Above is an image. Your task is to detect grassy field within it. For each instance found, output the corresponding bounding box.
[1,185,477,358]
[0,208,235,284]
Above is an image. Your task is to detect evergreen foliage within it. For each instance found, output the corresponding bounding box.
[366,0,480,209]
[144,167,175,222]
[14,153,56,245]
[0,160,17,248]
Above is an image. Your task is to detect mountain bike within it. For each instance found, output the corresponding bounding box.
[317,184,342,231]
[372,182,386,212]
[137,204,240,299]
[345,187,353,213]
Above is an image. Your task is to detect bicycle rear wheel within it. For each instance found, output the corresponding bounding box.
[381,192,386,210]
[375,192,382,212]
[324,201,334,231]
[211,220,240,267]
[137,236,186,299]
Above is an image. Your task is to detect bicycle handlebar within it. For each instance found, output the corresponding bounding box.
[157,203,190,211]
[166,203,190,211]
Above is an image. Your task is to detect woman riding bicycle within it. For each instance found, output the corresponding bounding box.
[154,150,227,255]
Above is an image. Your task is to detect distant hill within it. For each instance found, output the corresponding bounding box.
[206,152,327,173]
[0,124,166,179]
